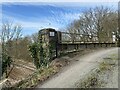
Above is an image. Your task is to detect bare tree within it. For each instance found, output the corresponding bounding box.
[67,6,118,43]
[31,33,38,43]
[1,20,22,78]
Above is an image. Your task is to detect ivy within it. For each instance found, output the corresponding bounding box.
[28,32,56,69]
[2,52,12,78]
[29,43,40,69]
[28,42,50,69]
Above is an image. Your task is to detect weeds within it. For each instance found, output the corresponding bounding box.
[10,65,58,88]
[76,53,118,88]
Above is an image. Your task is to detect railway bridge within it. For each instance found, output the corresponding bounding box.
[38,28,117,60]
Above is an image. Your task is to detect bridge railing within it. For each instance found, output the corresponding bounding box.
[59,32,114,44]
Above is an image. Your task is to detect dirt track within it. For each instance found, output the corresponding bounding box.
[37,47,118,88]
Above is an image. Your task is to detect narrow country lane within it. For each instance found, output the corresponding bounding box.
[37,48,118,88]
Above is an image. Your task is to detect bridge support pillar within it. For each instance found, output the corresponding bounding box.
[38,28,58,62]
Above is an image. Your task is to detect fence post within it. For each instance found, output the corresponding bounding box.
[106,43,107,47]
[100,43,102,47]
[57,31,62,57]
[94,43,95,48]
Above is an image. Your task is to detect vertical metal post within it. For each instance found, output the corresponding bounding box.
[56,32,58,58]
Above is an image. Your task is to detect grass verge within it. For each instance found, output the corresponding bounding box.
[76,53,118,88]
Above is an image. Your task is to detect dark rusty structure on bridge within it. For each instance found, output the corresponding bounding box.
[38,28,117,60]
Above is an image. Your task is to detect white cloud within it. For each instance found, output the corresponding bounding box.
[2,14,61,36]
[2,5,82,30]
[2,14,61,30]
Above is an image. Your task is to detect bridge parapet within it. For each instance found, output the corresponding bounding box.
[38,28,117,61]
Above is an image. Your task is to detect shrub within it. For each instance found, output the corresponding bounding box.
[2,52,12,78]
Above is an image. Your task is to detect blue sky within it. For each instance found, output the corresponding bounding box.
[1,2,118,36]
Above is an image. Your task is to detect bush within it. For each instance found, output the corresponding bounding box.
[29,43,40,69]
[2,52,12,78]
